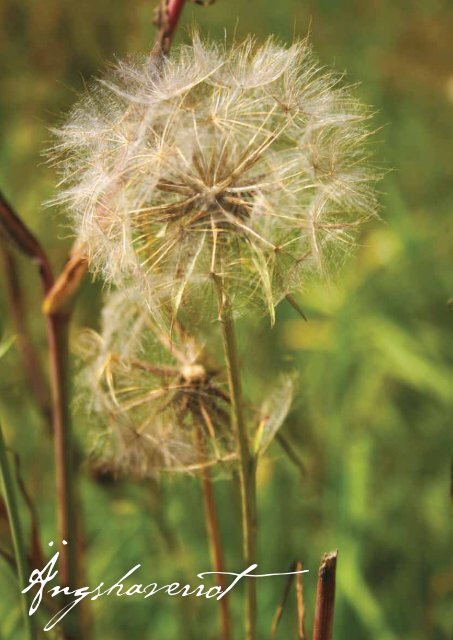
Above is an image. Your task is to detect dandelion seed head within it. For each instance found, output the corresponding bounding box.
[76,289,235,478]
[51,34,379,321]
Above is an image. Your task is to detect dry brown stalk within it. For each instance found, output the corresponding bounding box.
[312,551,338,640]
[195,425,232,640]
[0,190,80,638]
[0,240,51,426]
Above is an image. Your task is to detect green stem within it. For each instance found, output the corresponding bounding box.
[0,421,36,640]
[214,276,257,640]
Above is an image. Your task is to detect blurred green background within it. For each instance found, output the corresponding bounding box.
[0,1,452,638]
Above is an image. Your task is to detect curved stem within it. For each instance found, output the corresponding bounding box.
[0,191,80,638]
[214,276,257,640]
[0,421,36,640]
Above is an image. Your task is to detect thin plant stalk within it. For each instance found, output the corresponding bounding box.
[0,420,36,640]
[195,426,232,640]
[0,241,51,427]
[269,560,306,640]
[269,561,298,640]
[276,433,307,478]
[214,276,257,640]
[46,312,77,589]
[43,300,81,636]
[0,191,80,637]
[295,560,306,640]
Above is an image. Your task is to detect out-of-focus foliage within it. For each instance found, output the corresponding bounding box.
[0,1,452,639]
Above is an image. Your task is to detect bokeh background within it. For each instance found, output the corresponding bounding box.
[0,1,452,638]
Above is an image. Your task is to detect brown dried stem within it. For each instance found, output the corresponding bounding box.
[0,191,53,291]
[0,190,80,638]
[312,551,338,640]
[195,425,232,640]
[0,240,51,426]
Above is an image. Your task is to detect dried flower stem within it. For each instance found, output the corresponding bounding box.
[0,240,51,427]
[0,420,36,640]
[195,427,232,640]
[0,191,53,289]
[46,313,77,588]
[0,191,80,637]
[312,551,338,640]
[214,276,257,640]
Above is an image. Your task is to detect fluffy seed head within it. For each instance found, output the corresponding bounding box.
[51,34,378,322]
[76,289,235,478]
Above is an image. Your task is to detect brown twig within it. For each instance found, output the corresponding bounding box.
[0,191,53,291]
[0,240,51,426]
[312,551,338,640]
[195,425,232,640]
[0,190,80,638]
[45,312,76,586]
